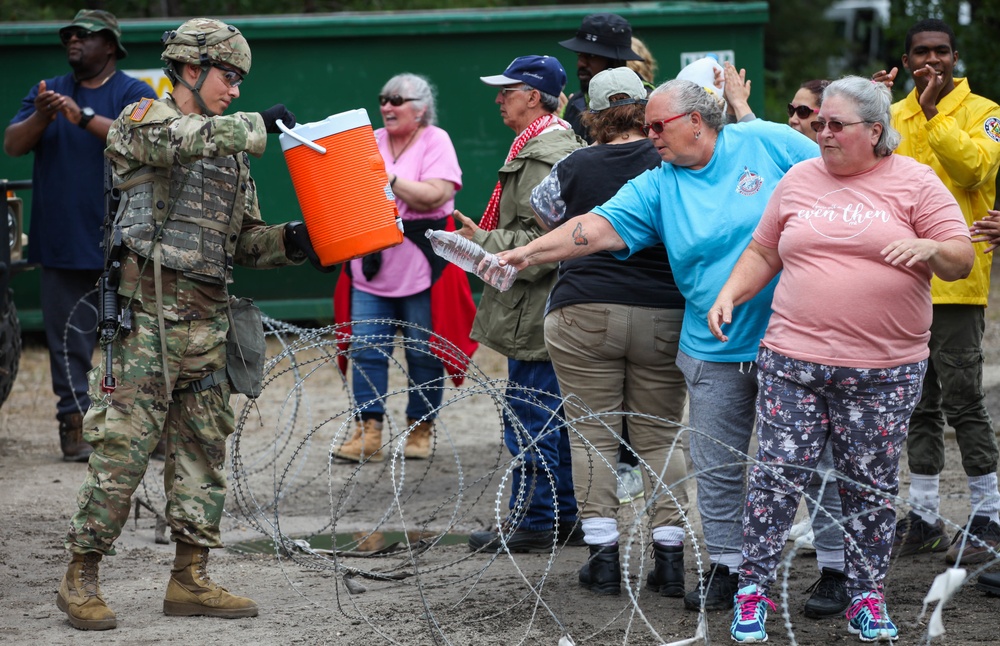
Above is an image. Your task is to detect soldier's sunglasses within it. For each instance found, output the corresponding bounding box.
[212,63,244,88]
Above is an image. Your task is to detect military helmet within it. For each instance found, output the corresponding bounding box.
[161,18,251,76]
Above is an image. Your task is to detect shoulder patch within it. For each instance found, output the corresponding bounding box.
[129,98,155,122]
[985,116,1000,144]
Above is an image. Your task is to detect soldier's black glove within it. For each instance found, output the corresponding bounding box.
[284,221,335,273]
[259,104,296,134]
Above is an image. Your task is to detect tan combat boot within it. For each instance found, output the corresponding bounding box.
[331,418,384,462]
[163,542,258,618]
[403,418,434,459]
[56,552,117,630]
[58,412,93,463]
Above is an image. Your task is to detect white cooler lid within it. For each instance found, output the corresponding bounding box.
[278,108,372,152]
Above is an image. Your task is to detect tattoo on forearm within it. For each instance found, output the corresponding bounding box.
[572,222,588,247]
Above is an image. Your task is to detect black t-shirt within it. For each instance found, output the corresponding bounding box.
[562,92,593,144]
[546,139,685,313]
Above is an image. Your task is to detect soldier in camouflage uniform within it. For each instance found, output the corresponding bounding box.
[57,18,323,631]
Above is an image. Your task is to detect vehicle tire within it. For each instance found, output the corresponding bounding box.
[0,293,21,409]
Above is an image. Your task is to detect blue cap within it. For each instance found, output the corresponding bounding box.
[480,55,567,98]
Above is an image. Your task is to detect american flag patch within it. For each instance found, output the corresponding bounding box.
[129,98,155,121]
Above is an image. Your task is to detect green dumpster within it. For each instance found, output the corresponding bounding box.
[0,1,767,331]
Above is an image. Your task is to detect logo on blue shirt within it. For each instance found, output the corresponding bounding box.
[736,166,763,196]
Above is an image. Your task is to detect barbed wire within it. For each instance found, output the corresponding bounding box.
[95,317,1000,644]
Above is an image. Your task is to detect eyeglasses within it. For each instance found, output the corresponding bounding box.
[810,119,869,133]
[641,112,690,136]
[379,94,419,107]
[212,63,244,88]
[59,27,97,45]
[787,103,818,119]
[498,87,533,98]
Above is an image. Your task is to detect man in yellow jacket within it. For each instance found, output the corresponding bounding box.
[883,18,1000,564]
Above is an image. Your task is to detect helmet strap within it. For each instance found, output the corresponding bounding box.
[169,63,218,117]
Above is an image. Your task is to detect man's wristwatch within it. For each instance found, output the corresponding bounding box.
[78,106,96,129]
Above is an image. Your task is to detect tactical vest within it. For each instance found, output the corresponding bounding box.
[115,152,249,285]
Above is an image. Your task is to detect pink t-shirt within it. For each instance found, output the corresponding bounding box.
[754,155,969,368]
[350,125,462,297]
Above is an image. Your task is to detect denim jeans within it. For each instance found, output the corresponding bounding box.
[504,358,577,531]
[349,287,443,422]
[41,267,102,418]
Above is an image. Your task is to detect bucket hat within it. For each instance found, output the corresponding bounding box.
[59,9,127,59]
[559,13,642,62]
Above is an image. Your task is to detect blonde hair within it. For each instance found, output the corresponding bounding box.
[626,36,658,85]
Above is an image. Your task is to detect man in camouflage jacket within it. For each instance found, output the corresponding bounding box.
[57,18,320,631]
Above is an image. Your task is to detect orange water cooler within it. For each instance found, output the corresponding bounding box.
[278,109,402,267]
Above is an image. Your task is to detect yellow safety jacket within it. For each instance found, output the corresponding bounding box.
[891,78,1000,305]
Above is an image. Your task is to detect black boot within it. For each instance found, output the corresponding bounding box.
[646,543,685,597]
[577,544,620,595]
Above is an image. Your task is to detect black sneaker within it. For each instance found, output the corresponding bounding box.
[893,511,949,556]
[946,515,1000,565]
[683,563,739,611]
[976,571,1000,596]
[468,526,555,553]
[803,567,850,618]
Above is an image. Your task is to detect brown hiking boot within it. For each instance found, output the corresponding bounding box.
[403,418,434,459]
[58,412,93,463]
[163,542,258,618]
[331,418,384,462]
[56,552,117,630]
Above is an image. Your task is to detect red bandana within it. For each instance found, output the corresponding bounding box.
[479,113,570,231]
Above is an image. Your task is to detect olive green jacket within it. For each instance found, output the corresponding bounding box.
[470,128,586,360]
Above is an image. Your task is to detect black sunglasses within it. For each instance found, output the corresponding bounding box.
[60,27,97,45]
[810,119,869,134]
[787,104,818,119]
[379,94,419,107]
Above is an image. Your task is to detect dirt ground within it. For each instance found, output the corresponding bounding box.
[2,299,1000,645]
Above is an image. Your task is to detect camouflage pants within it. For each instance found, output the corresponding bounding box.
[66,308,234,555]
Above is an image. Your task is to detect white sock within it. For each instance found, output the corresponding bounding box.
[969,473,1000,523]
[581,517,619,546]
[652,525,684,547]
[714,552,743,569]
[909,473,940,523]
[815,548,845,573]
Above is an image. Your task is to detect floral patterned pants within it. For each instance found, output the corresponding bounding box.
[739,347,926,596]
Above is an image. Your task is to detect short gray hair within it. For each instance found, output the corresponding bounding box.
[381,73,437,126]
[519,84,560,113]
[823,76,900,157]
[649,79,725,133]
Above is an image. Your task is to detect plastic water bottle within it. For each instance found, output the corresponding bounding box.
[425,229,518,292]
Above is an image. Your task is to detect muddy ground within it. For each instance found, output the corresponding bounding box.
[2,298,1000,645]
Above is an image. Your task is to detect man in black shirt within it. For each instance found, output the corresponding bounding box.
[558,13,643,143]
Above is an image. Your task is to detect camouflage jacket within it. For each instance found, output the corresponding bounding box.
[106,94,297,320]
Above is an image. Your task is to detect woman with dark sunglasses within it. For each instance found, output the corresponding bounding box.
[788,79,829,141]
[332,72,470,463]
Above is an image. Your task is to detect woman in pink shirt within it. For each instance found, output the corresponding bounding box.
[708,76,974,643]
[332,73,463,463]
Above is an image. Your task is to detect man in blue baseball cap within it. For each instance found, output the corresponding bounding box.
[456,55,586,553]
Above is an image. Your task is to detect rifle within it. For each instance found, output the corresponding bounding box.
[99,160,132,393]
